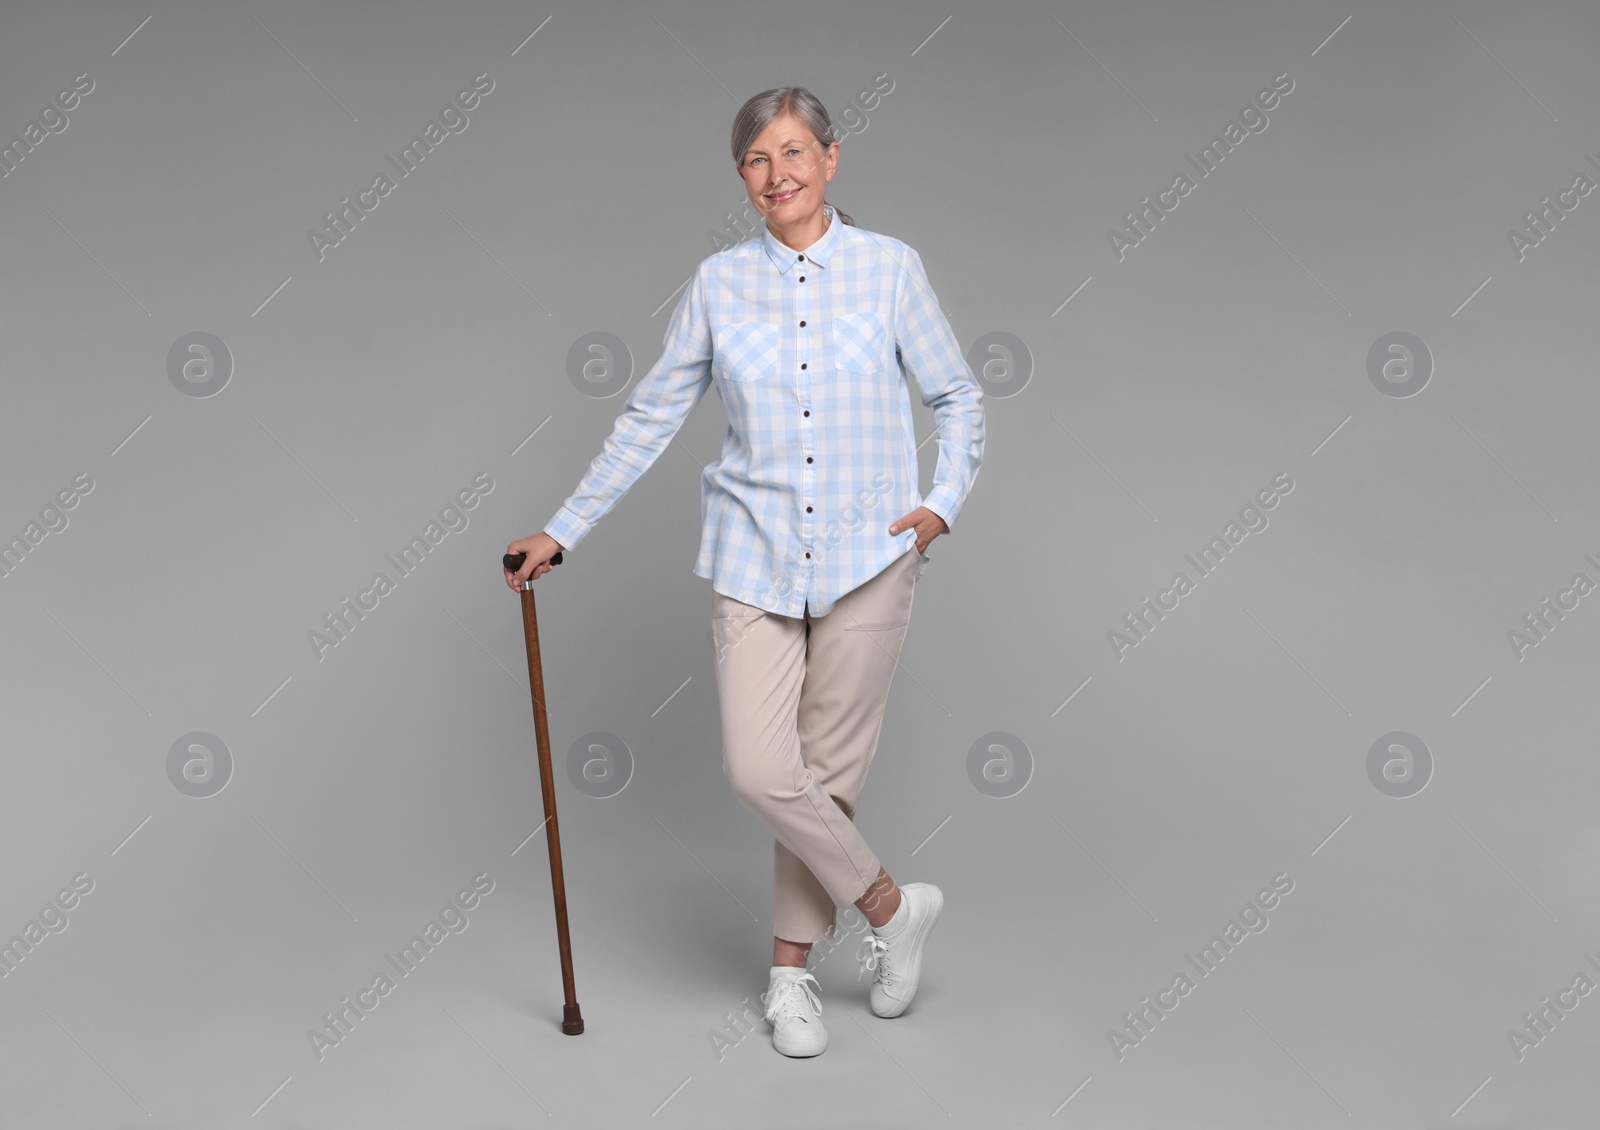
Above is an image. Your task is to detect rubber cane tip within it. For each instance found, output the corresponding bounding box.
[562,1004,585,1035]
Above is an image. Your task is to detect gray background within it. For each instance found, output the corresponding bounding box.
[2,0,1597,1126]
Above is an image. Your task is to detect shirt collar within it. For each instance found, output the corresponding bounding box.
[762,203,843,274]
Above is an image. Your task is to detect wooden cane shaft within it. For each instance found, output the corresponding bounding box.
[520,583,584,1035]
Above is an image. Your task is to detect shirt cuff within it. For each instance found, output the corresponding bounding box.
[921,486,962,533]
[542,506,589,551]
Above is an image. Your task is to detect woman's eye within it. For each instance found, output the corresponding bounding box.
[748,150,803,165]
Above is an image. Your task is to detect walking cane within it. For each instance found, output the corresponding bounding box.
[503,549,584,1036]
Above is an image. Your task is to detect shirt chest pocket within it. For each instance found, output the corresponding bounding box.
[829,311,889,374]
[712,321,781,383]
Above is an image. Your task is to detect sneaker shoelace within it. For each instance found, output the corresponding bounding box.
[857,934,892,985]
[764,971,822,1025]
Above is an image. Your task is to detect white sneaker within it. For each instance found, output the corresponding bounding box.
[857,882,943,1017]
[761,969,827,1057]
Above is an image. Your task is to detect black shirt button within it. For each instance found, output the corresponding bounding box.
[806,456,813,463]
[799,320,806,327]
[799,275,805,282]
[806,505,813,512]
[803,410,809,416]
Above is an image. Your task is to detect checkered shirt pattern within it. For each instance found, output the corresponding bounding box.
[543,206,985,617]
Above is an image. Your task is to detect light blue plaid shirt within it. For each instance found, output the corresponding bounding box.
[543,206,985,618]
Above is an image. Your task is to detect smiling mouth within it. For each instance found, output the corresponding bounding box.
[766,187,802,204]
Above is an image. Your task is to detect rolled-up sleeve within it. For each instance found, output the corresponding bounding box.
[893,246,985,531]
[543,268,713,550]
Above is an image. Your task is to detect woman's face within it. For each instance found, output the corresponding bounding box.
[738,113,837,225]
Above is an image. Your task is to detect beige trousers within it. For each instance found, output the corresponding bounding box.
[710,545,925,944]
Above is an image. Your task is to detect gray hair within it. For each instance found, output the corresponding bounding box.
[731,87,856,227]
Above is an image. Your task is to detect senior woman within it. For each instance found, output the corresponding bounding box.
[506,85,984,1058]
